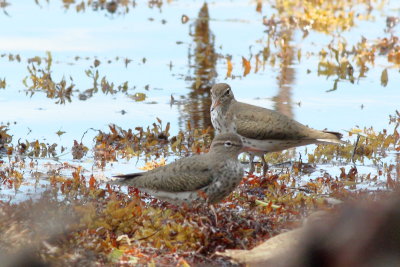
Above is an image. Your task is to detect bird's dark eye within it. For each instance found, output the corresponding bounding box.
[224,141,232,147]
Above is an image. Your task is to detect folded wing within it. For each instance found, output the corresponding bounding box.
[113,155,214,192]
[232,102,342,143]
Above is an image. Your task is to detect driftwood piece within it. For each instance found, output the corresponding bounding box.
[217,228,302,266]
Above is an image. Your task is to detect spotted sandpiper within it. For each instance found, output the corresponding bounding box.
[112,133,245,204]
[210,83,343,174]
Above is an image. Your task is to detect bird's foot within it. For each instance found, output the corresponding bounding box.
[209,204,218,226]
[249,163,256,174]
[261,156,269,177]
[248,154,256,174]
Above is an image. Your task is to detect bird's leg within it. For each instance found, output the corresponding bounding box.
[261,154,269,177]
[209,204,218,226]
[249,153,255,173]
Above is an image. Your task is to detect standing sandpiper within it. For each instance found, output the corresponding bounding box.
[112,133,245,204]
[210,83,343,174]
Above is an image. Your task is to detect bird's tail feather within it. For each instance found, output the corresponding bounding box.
[316,130,345,144]
[322,130,343,140]
[110,173,143,185]
[113,173,143,180]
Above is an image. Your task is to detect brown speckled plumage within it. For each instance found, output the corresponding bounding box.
[210,83,343,173]
[112,133,244,204]
[229,101,342,142]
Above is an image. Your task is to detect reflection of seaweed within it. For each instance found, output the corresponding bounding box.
[38,0,132,14]
[79,68,130,100]
[271,0,372,34]
[32,0,165,15]
[0,0,10,16]
[0,125,63,159]
[0,125,12,155]
[23,52,75,105]
[22,53,133,103]
[0,78,5,89]
[179,3,217,130]
[320,36,400,90]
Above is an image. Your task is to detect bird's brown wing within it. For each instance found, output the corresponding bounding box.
[114,154,215,192]
[232,101,312,140]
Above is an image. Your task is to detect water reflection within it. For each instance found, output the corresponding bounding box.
[178,3,217,130]
[178,3,298,132]
[273,29,296,119]
[23,54,133,104]
[0,1,10,16]
[42,0,136,15]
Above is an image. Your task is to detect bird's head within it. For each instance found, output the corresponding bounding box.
[210,83,234,112]
[210,133,243,156]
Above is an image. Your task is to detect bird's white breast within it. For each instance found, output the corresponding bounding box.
[211,107,234,134]
[140,189,200,205]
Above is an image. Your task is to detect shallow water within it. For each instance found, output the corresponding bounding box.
[1,0,399,201]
